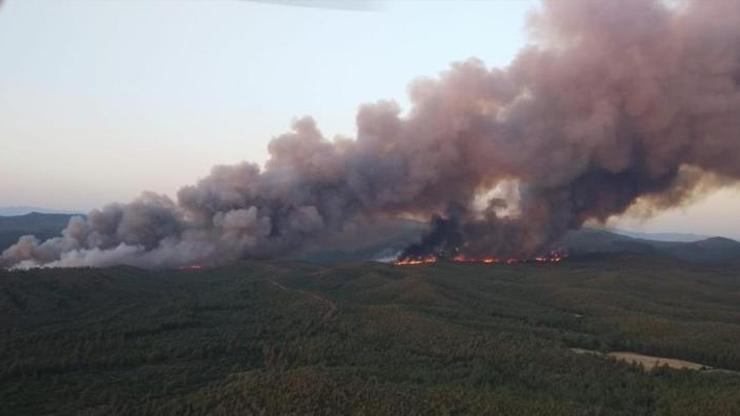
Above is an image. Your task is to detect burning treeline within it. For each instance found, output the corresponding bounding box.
[3,0,740,269]
[394,251,566,267]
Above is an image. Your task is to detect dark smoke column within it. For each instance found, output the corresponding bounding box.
[3,0,740,269]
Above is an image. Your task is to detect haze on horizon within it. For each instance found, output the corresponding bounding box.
[0,0,739,240]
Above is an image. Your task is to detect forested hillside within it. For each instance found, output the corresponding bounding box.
[0,213,76,252]
[2,256,740,415]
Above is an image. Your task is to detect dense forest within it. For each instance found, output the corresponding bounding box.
[1,255,740,415]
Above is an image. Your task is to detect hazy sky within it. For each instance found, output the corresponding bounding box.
[0,0,738,238]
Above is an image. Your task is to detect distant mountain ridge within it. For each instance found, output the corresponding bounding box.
[300,222,740,265]
[605,229,710,242]
[564,228,740,264]
[0,213,737,265]
[0,206,83,216]
[0,212,78,253]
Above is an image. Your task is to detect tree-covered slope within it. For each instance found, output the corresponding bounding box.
[2,257,740,415]
[0,212,76,252]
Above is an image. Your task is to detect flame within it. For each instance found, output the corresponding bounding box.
[452,254,499,264]
[395,250,566,266]
[180,264,204,271]
[394,255,438,266]
[535,250,566,263]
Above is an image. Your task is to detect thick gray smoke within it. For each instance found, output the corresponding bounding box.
[3,0,740,268]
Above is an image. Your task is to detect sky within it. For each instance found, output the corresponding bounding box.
[0,0,738,239]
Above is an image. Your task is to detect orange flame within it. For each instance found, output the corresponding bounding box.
[180,264,204,271]
[451,254,499,264]
[395,250,566,266]
[394,255,438,266]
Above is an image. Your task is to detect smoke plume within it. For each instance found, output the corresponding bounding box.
[4,0,740,268]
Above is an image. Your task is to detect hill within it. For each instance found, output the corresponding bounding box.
[663,237,740,263]
[607,228,710,242]
[0,212,77,252]
[0,207,81,216]
[2,258,740,415]
[564,228,740,264]
[2,213,737,266]
[294,224,740,265]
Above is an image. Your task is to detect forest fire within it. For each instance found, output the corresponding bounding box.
[394,256,438,266]
[452,254,500,264]
[179,264,204,271]
[394,251,566,266]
